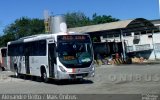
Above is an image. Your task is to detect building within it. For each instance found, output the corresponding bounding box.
[68,18,160,60]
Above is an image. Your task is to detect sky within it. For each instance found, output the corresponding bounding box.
[0,0,159,35]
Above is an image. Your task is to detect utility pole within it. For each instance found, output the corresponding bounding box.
[44,10,51,33]
[120,29,126,62]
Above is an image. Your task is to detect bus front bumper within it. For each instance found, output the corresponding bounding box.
[56,70,95,80]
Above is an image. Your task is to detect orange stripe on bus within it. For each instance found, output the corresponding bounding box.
[72,68,76,73]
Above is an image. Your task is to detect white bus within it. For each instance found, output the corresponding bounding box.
[0,47,7,71]
[7,33,95,82]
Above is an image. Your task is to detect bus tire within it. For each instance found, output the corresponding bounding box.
[2,67,5,71]
[0,67,5,71]
[41,68,48,83]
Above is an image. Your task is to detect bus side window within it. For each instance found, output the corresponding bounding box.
[39,40,46,56]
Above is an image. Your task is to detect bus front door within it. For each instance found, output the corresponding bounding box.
[48,43,56,78]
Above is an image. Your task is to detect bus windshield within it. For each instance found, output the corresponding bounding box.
[57,35,93,68]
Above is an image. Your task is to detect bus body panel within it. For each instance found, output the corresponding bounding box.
[7,33,95,80]
[55,62,95,79]
[9,56,25,73]
[29,56,48,76]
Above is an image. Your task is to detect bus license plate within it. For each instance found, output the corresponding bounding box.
[76,76,83,78]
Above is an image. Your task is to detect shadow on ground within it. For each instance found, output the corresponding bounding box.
[9,74,93,85]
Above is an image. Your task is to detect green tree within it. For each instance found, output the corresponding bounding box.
[0,17,45,46]
[3,17,45,39]
[65,12,119,28]
[92,13,119,24]
[0,33,15,46]
[65,12,91,28]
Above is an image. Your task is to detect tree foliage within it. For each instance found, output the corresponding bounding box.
[65,12,91,28]
[0,12,119,47]
[65,12,119,28]
[92,13,119,24]
[0,17,45,46]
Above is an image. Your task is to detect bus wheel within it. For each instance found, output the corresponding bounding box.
[0,67,5,71]
[2,67,5,71]
[41,70,48,83]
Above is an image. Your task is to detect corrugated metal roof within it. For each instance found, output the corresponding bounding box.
[68,19,133,33]
[151,19,160,25]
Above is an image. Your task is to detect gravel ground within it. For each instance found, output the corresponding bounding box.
[1,64,160,94]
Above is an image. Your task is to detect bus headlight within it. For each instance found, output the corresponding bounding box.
[90,65,95,71]
[59,66,67,72]
[90,62,95,71]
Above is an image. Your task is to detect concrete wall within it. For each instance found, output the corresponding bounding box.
[153,33,160,59]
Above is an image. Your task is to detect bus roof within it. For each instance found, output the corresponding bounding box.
[7,32,89,45]
[0,47,7,50]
